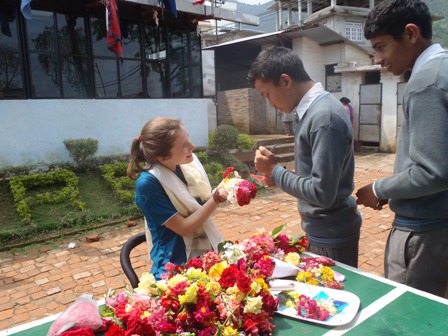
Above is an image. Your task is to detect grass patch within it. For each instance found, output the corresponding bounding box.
[0,169,141,246]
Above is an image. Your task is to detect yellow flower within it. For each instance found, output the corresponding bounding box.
[209,261,228,279]
[222,326,239,336]
[296,271,312,283]
[185,267,208,283]
[249,279,261,295]
[168,274,187,287]
[320,266,335,282]
[136,272,158,295]
[156,281,167,292]
[226,285,246,302]
[254,277,269,294]
[141,311,150,319]
[205,281,221,297]
[306,278,319,286]
[284,252,301,266]
[244,296,263,314]
[179,283,199,305]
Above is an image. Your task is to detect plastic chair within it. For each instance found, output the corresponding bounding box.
[120,231,147,288]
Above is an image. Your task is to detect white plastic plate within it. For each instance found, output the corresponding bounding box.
[271,279,360,326]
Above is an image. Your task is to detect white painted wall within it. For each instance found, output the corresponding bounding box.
[379,71,401,152]
[0,99,213,166]
[294,37,325,84]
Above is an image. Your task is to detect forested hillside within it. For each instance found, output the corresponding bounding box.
[427,0,448,47]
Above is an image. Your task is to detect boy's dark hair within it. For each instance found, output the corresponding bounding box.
[247,46,312,86]
[364,0,432,41]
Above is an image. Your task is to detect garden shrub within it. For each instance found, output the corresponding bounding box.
[203,161,225,187]
[238,134,257,150]
[101,161,135,203]
[9,168,85,224]
[63,138,99,171]
[208,151,250,179]
[210,125,239,150]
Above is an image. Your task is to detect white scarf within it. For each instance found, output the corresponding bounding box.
[148,154,224,260]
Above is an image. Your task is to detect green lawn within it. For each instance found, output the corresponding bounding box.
[0,169,141,247]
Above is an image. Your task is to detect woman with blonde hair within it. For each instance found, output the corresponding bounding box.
[127,117,226,279]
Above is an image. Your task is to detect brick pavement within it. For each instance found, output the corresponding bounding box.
[0,152,395,331]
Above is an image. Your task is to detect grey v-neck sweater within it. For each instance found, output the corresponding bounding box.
[272,92,362,248]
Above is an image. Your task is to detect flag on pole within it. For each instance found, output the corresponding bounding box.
[105,0,123,59]
[20,0,32,20]
[160,0,178,18]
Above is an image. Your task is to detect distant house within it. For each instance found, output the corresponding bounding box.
[206,0,416,153]
[0,0,258,166]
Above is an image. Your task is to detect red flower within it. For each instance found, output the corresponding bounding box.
[193,302,216,325]
[260,291,279,315]
[198,326,218,336]
[114,302,131,323]
[236,272,252,293]
[236,180,257,206]
[218,265,239,288]
[125,309,155,336]
[186,257,204,270]
[274,234,290,251]
[223,166,235,179]
[59,327,95,336]
[156,322,177,334]
[104,324,125,336]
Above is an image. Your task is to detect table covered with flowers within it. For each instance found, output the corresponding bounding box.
[2,225,448,336]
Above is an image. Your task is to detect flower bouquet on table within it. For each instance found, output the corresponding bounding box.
[99,226,346,334]
[100,248,279,335]
[219,167,257,206]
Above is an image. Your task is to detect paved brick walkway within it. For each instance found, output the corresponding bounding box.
[0,152,395,331]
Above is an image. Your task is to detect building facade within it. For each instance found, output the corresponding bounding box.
[0,0,258,166]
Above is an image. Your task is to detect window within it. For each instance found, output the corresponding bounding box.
[345,22,363,42]
[26,11,90,98]
[0,4,25,98]
[0,1,202,100]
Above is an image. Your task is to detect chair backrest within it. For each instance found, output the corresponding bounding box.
[119,231,147,288]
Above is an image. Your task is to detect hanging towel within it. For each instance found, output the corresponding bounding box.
[148,154,223,260]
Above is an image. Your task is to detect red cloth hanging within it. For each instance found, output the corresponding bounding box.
[105,0,123,59]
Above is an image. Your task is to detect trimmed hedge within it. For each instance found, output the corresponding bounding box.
[9,168,85,224]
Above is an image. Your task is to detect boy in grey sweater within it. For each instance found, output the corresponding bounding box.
[356,0,448,298]
[248,46,362,267]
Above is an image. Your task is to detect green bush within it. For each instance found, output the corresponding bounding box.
[238,134,257,150]
[101,161,135,203]
[63,138,99,171]
[210,125,239,150]
[208,151,250,179]
[203,161,225,187]
[9,168,85,224]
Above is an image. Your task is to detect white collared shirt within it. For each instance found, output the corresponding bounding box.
[410,43,446,80]
[295,82,325,120]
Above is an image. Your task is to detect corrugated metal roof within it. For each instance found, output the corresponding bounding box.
[205,23,372,57]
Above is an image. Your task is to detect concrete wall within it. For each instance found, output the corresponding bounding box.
[0,99,212,166]
[294,37,325,84]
